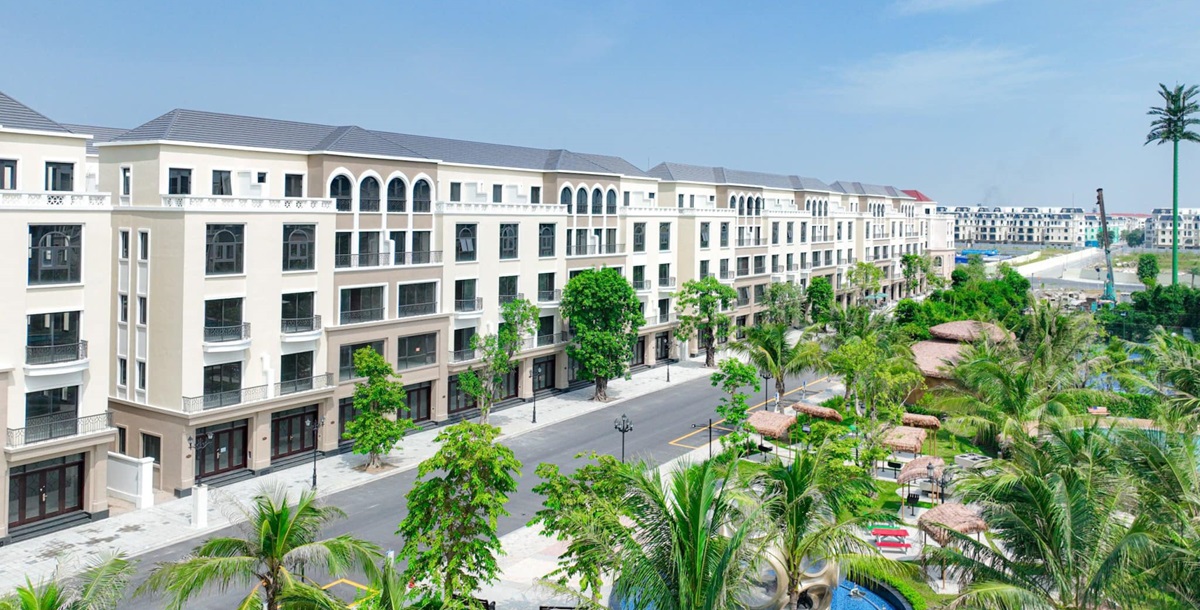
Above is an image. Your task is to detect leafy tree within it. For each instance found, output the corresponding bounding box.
[2,553,134,610]
[710,358,760,450]
[805,277,834,323]
[1137,253,1160,288]
[528,452,629,602]
[900,253,936,295]
[673,276,737,367]
[459,298,539,423]
[560,268,644,401]
[397,422,521,607]
[1146,83,1200,284]
[343,347,416,469]
[950,267,970,288]
[846,261,885,304]
[729,323,822,404]
[761,281,806,327]
[140,486,380,610]
[1124,227,1145,247]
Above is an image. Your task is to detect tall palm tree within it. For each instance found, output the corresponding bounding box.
[0,553,133,610]
[923,423,1156,610]
[139,485,381,610]
[1129,327,1200,424]
[1146,83,1200,284]
[729,323,822,405]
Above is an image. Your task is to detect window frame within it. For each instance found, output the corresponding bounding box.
[282,224,316,271]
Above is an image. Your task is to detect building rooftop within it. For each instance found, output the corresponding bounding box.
[0,91,73,134]
[901,189,934,202]
[829,181,913,199]
[62,123,128,155]
[646,161,832,192]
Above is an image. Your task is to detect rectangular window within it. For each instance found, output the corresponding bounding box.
[531,186,541,204]
[201,361,240,407]
[623,191,630,207]
[358,232,381,267]
[450,182,462,202]
[633,223,646,252]
[454,279,478,312]
[0,159,15,189]
[539,223,555,257]
[700,260,710,278]
[659,222,671,251]
[137,296,147,325]
[119,294,128,323]
[284,173,304,197]
[397,333,437,370]
[141,433,161,464]
[279,351,314,394]
[772,222,780,245]
[453,327,476,352]
[335,232,352,268]
[787,222,794,244]
[119,230,130,259]
[168,168,191,195]
[339,340,384,380]
[121,166,131,196]
[136,361,146,390]
[499,223,518,259]
[212,170,232,196]
[492,184,503,203]
[28,224,83,285]
[720,222,729,247]
[45,162,74,191]
[455,224,477,262]
[282,224,315,271]
[754,284,766,303]
[678,194,684,208]
[118,358,127,386]
[537,272,556,301]
[117,427,127,454]
[281,292,316,332]
[203,298,243,339]
[499,275,519,303]
[138,231,149,261]
[700,222,710,248]
[205,224,244,275]
[632,265,645,286]
[397,281,438,317]
[658,263,671,285]
[340,286,385,324]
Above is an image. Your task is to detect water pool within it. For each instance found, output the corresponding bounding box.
[831,580,903,609]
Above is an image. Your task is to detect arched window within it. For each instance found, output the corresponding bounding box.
[283,225,314,271]
[933,256,943,268]
[29,226,82,284]
[591,188,602,214]
[387,178,406,212]
[576,188,587,215]
[539,224,555,256]
[606,189,617,214]
[205,224,244,275]
[456,224,477,262]
[413,179,431,213]
[331,176,352,211]
[755,197,762,216]
[730,195,736,210]
[359,177,380,212]
[499,224,518,260]
[561,186,572,206]
[737,196,745,216]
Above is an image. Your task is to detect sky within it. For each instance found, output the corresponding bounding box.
[3,0,1198,212]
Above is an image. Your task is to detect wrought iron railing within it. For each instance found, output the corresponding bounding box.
[25,340,88,365]
[7,412,112,448]
[359,197,380,212]
[719,269,735,280]
[340,308,384,325]
[394,250,443,265]
[281,316,322,334]
[182,384,269,412]
[632,280,651,291]
[335,252,386,268]
[658,277,676,288]
[537,289,562,302]
[397,302,437,318]
[455,297,483,313]
[204,323,250,343]
[499,293,524,306]
[450,348,479,363]
[275,373,333,396]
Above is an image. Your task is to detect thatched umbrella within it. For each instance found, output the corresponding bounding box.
[902,412,942,454]
[897,456,945,486]
[748,410,796,440]
[928,320,1014,344]
[792,402,844,422]
[918,502,987,545]
[883,425,928,455]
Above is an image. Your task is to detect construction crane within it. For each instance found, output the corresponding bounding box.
[1095,188,1117,304]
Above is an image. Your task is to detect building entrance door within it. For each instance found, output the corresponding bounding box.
[7,453,84,528]
[532,356,556,391]
[271,405,319,460]
[196,420,248,480]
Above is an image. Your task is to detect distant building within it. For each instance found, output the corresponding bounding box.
[941,205,1147,247]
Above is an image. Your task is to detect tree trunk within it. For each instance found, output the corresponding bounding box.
[1173,138,1180,285]
[775,376,786,406]
[594,377,609,401]
[704,328,716,367]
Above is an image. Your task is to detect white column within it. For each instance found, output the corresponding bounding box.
[192,484,209,528]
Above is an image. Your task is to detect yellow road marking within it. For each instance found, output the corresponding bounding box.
[666,375,829,448]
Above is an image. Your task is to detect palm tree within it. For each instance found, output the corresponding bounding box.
[1146,83,1200,284]
[1,553,133,610]
[923,423,1156,610]
[1129,327,1200,424]
[728,323,822,405]
[139,485,381,610]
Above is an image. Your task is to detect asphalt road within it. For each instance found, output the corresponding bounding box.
[125,369,824,609]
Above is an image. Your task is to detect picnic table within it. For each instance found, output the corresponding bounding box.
[871,527,910,539]
[870,527,912,552]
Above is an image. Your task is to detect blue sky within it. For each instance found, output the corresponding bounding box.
[3,0,1198,211]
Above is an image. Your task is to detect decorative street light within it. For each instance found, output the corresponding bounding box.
[614,414,633,463]
[188,432,215,487]
[306,416,325,488]
[759,370,771,410]
[530,366,541,424]
[926,462,937,504]
[801,423,811,453]
[692,418,714,460]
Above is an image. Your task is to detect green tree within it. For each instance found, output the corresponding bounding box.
[396,422,521,608]
[1137,253,1160,289]
[729,323,822,405]
[900,253,933,295]
[805,277,834,323]
[710,357,760,450]
[140,486,380,610]
[1146,83,1200,285]
[560,268,644,401]
[846,261,885,304]
[2,554,134,610]
[459,298,540,424]
[343,347,416,469]
[1124,227,1145,247]
[674,276,738,367]
[761,281,806,327]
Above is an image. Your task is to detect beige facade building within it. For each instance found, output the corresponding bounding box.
[0,90,955,540]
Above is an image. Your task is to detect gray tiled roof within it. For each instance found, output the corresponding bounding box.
[110,108,650,177]
[829,181,913,199]
[648,162,832,192]
[0,91,71,134]
[62,123,128,155]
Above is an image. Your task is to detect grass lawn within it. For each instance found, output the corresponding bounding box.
[1115,250,1200,271]
[1012,247,1070,266]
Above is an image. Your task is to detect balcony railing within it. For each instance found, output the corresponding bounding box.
[335,252,386,269]
[397,302,438,318]
[569,243,622,256]
[537,289,562,303]
[397,352,437,371]
[7,412,112,448]
[182,384,270,413]
[753,265,766,275]
[394,250,443,265]
[455,297,483,313]
[26,341,88,365]
[161,194,333,211]
[538,331,569,347]
[281,316,322,334]
[787,263,800,271]
[658,277,676,288]
[737,267,751,277]
[340,308,384,325]
[499,293,524,306]
[632,280,651,291]
[657,312,675,324]
[719,269,735,280]
[772,265,785,273]
[2,191,111,208]
[359,197,380,212]
[736,237,765,247]
[275,373,333,396]
[737,296,750,307]
[204,323,250,343]
[450,347,479,363]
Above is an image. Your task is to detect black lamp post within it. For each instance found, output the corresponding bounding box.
[188,432,215,487]
[938,472,952,506]
[306,416,325,488]
[530,366,540,424]
[759,371,771,410]
[801,423,811,453]
[927,462,937,504]
[614,414,633,463]
[692,418,713,460]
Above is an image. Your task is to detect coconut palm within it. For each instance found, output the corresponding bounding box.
[728,323,822,405]
[923,422,1156,610]
[1129,327,1200,424]
[0,553,133,610]
[139,485,381,610]
[1146,83,1200,284]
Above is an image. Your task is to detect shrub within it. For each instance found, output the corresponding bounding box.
[867,572,929,610]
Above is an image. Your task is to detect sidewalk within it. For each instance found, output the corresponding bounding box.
[0,358,716,593]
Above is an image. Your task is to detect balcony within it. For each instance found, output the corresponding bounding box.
[396,302,438,319]
[537,289,562,303]
[275,373,334,397]
[719,269,735,281]
[658,277,676,289]
[753,265,766,275]
[454,297,483,314]
[772,265,785,274]
[7,412,113,449]
[394,250,443,266]
[2,191,110,209]
[203,323,251,353]
[787,263,800,272]
[527,331,571,349]
[450,347,480,363]
[162,194,335,211]
[335,252,386,269]
[632,280,651,292]
[499,293,524,306]
[182,384,269,413]
[654,312,675,325]
[397,352,437,371]
[24,341,89,377]
[281,316,321,334]
[736,237,765,247]
[568,243,625,256]
[340,308,385,325]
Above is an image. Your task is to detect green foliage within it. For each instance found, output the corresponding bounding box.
[867,574,930,610]
[730,323,822,405]
[344,347,416,469]
[1096,283,1200,340]
[900,265,1030,332]
[899,253,932,293]
[1125,228,1145,247]
[560,268,644,401]
[1057,391,1160,420]
[847,260,886,302]
[3,553,134,610]
[761,280,806,327]
[673,276,737,367]
[710,358,760,449]
[806,276,835,323]
[397,422,521,606]
[1138,253,1161,288]
[459,298,540,422]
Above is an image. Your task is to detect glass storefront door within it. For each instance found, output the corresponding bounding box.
[195,420,248,480]
[271,405,319,460]
[8,453,84,528]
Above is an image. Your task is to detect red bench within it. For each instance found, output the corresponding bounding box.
[875,540,912,551]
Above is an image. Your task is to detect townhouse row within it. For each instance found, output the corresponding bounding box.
[0,90,954,542]
[945,204,1147,247]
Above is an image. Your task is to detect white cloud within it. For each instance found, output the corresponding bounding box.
[820,44,1054,113]
[892,0,1002,14]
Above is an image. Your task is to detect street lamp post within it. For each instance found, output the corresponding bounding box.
[926,462,937,504]
[692,418,714,460]
[530,366,539,424]
[307,416,325,488]
[614,414,633,463]
[759,371,771,410]
[187,432,215,487]
[801,423,811,453]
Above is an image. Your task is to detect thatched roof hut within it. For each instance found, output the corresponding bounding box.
[928,321,1014,344]
[883,426,928,454]
[918,502,987,545]
[897,456,946,486]
[902,412,942,430]
[747,410,796,439]
[792,402,844,422]
[910,340,966,379]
